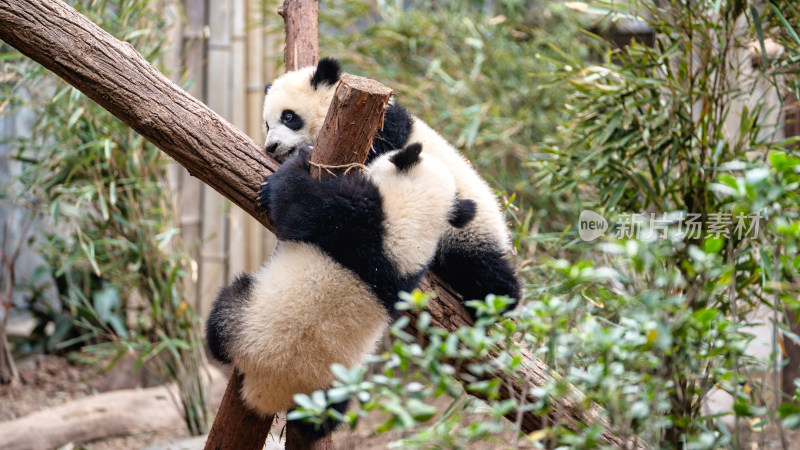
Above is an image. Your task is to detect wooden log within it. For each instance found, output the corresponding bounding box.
[0,1,640,448]
[277,0,318,71]
[309,74,392,179]
[204,371,274,450]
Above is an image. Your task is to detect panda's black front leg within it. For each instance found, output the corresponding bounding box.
[258,145,313,214]
[257,146,329,241]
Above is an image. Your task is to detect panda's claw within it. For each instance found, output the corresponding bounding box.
[257,177,271,213]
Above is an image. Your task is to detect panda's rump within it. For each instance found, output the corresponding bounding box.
[233,241,389,414]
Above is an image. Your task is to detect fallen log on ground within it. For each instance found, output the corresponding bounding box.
[0,365,227,450]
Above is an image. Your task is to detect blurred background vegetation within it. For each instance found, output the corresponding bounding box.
[1,0,209,434]
[2,0,800,448]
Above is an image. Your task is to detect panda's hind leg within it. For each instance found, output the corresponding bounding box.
[206,273,255,364]
[432,243,520,319]
[287,397,352,442]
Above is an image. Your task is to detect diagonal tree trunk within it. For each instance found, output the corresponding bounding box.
[0,0,639,448]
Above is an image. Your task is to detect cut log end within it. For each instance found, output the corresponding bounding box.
[339,74,393,97]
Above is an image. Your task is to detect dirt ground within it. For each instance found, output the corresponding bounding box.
[0,354,167,420]
[0,354,190,449]
[0,354,97,422]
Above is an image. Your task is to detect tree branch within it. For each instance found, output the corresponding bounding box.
[0,0,277,230]
[0,0,638,447]
[277,0,318,71]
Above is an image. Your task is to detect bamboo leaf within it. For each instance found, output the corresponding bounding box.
[751,6,769,69]
[769,2,800,48]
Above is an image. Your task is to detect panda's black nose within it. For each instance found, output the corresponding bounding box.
[265,143,278,155]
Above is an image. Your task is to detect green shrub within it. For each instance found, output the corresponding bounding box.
[291,1,800,447]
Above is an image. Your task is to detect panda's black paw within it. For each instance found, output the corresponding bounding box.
[259,145,314,215]
[284,144,313,173]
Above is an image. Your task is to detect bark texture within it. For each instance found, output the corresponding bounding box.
[204,371,273,450]
[309,75,393,179]
[0,0,638,448]
[277,0,318,71]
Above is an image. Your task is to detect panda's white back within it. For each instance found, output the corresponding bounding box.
[405,117,512,254]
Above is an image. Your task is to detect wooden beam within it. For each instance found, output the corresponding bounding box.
[309,74,391,179]
[203,371,272,450]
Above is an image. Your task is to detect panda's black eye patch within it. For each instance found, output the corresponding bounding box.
[281,109,303,131]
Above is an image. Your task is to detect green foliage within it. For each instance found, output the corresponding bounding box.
[1,0,209,435]
[536,0,800,445]
[291,0,800,447]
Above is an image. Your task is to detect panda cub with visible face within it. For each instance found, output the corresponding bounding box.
[206,143,475,438]
[263,58,521,314]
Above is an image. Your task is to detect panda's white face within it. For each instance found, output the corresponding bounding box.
[262,65,338,162]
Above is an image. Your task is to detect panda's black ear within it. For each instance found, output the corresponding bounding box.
[390,142,422,173]
[448,198,476,229]
[311,57,342,90]
[264,83,273,95]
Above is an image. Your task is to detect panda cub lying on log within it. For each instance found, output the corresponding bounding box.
[206,143,475,439]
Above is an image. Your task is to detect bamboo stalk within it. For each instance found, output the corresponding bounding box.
[261,1,281,260]
[199,0,234,315]
[226,0,249,279]
[242,0,269,272]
